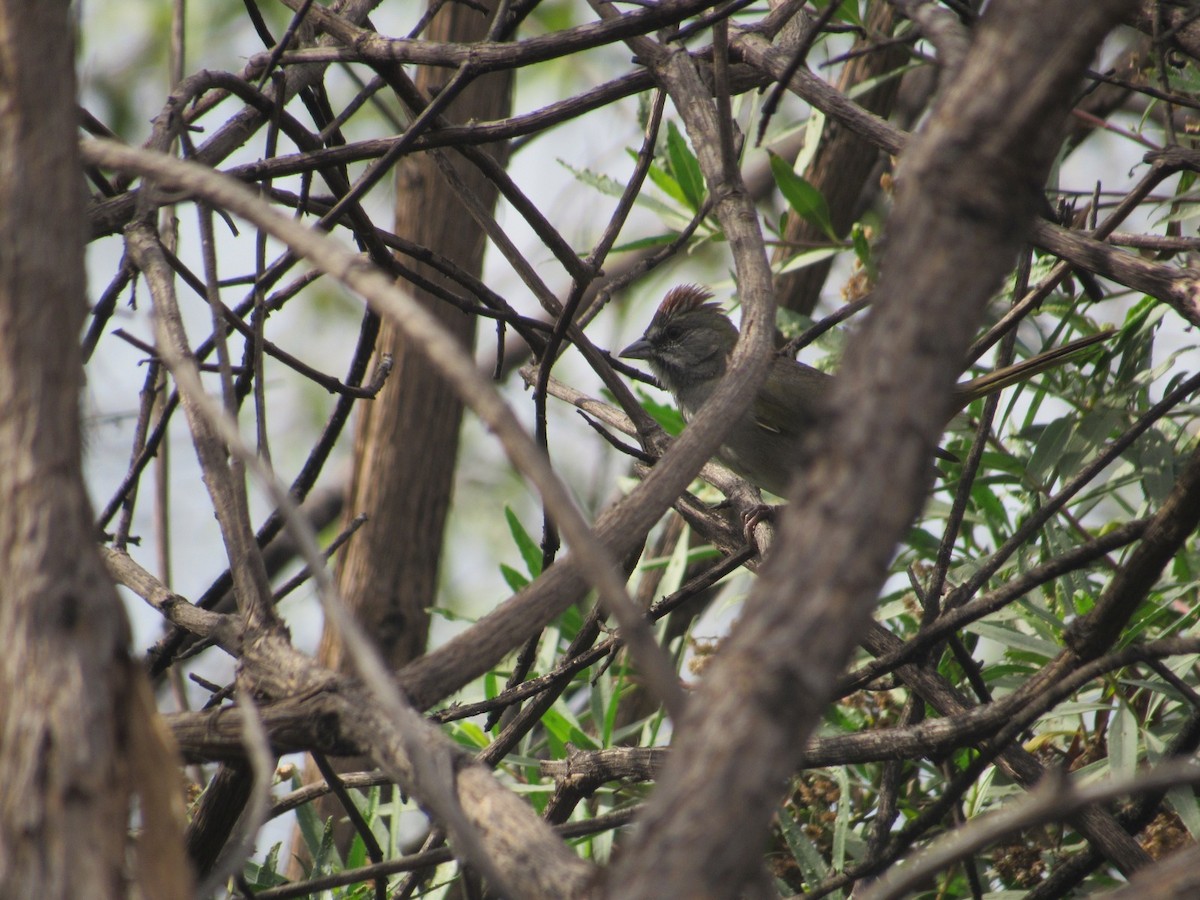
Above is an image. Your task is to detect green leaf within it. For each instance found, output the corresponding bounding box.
[666,121,706,211]
[659,522,693,602]
[793,108,826,175]
[833,0,863,27]
[505,506,543,577]
[906,526,942,559]
[970,480,1011,531]
[428,605,479,623]
[454,720,491,750]
[541,703,599,751]
[1179,167,1197,197]
[611,232,680,253]
[778,808,828,887]
[243,842,287,889]
[809,0,862,25]
[646,160,690,208]
[1026,415,1073,483]
[774,307,814,340]
[1137,430,1177,505]
[500,563,529,592]
[602,678,622,746]
[769,150,838,241]
[294,793,333,874]
[557,603,585,644]
[346,832,367,870]
[310,815,339,875]
[832,766,850,872]
[967,622,1060,660]
[629,388,686,436]
[560,157,627,199]
[776,246,844,275]
[565,156,683,221]
[1110,701,1139,778]
[850,222,877,281]
[847,60,919,101]
[1169,785,1200,841]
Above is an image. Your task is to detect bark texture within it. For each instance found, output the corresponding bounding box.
[604,2,1133,897]
[324,0,513,674]
[771,2,908,315]
[297,0,514,870]
[0,2,175,895]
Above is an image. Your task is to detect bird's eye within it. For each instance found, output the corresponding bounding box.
[660,324,681,342]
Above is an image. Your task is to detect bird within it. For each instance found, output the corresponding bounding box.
[619,284,1111,498]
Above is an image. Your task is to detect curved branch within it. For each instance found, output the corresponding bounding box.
[83,136,686,720]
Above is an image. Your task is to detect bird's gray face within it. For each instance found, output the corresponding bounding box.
[620,307,738,402]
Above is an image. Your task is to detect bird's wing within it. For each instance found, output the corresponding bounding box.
[750,359,829,438]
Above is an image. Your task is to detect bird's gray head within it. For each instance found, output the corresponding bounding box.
[619,285,738,397]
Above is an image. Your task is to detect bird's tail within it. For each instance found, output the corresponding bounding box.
[954,330,1114,410]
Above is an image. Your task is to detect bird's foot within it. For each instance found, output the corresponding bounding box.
[742,503,777,551]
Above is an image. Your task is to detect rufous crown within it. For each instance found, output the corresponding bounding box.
[654,284,722,323]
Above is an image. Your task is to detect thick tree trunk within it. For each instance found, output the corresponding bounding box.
[0,2,185,896]
[324,0,513,681]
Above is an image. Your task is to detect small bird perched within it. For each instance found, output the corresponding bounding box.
[620,284,1110,498]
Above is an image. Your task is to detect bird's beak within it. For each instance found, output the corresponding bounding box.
[619,337,652,360]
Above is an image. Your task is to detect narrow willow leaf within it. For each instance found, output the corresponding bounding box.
[666,121,705,211]
[505,506,543,578]
[768,150,838,241]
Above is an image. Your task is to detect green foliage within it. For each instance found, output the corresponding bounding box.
[850,223,876,281]
[621,387,687,436]
[241,841,287,890]
[769,150,839,242]
[665,122,706,212]
[811,0,865,28]
[80,1,1200,897]
[506,510,542,577]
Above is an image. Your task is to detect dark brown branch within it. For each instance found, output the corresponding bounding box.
[266,0,719,72]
